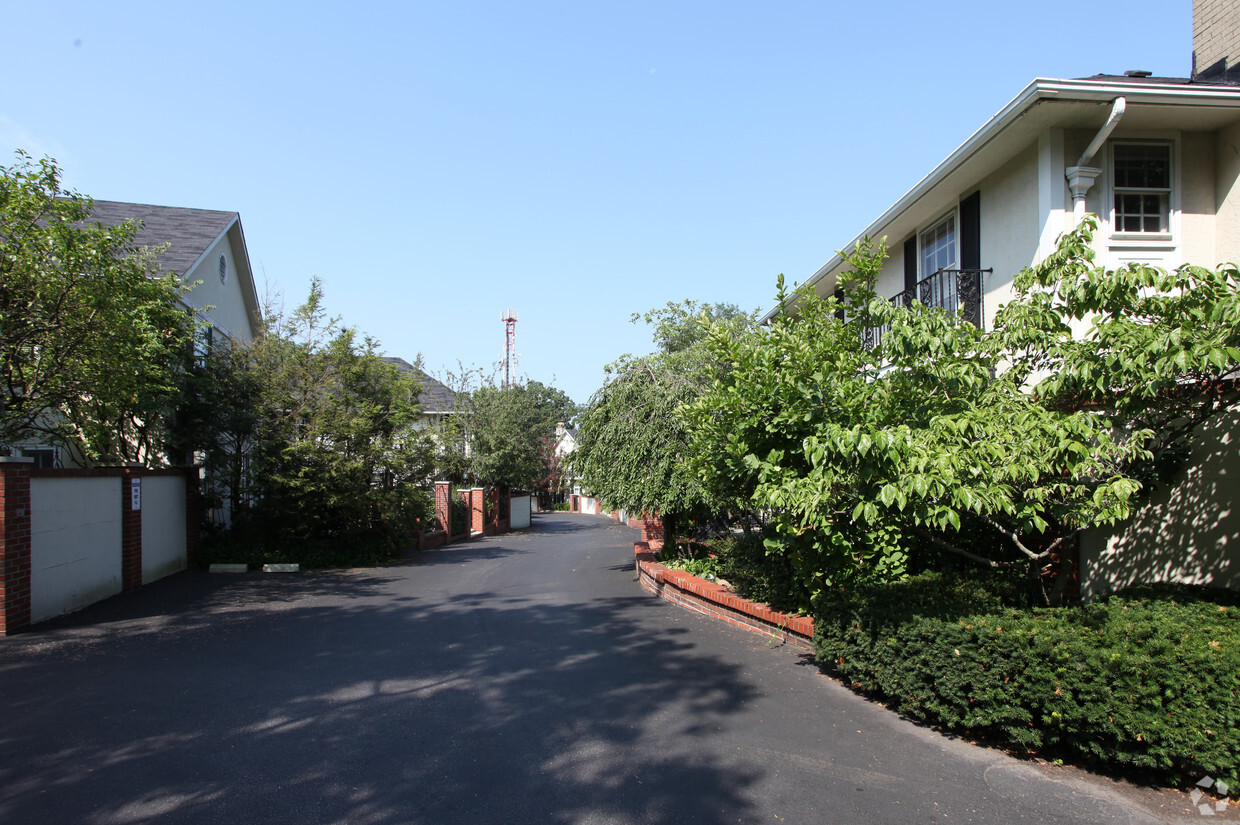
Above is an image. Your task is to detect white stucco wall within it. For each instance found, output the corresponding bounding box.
[1181,130,1218,268]
[1080,408,1240,597]
[977,143,1040,326]
[871,249,905,303]
[181,229,255,342]
[141,475,187,584]
[510,495,531,529]
[1215,121,1240,267]
[869,142,1041,331]
[30,477,123,623]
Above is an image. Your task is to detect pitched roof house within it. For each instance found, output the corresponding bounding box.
[11,200,262,469]
[84,200,262,344]
[773,0,1240,596]
[553,422,578,459]
[379,357,460,425]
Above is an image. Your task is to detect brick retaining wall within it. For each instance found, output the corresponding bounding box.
[634,541,813,649]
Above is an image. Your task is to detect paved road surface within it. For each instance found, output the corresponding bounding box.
[0,514,1191,824]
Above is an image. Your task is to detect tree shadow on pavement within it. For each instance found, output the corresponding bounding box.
[0,566,763,824]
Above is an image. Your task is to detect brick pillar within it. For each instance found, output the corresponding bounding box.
[434,481,451,536]
[641,511,665,550]
[469,488,485,535]
[121,469,143,592]
[0,458,34,635]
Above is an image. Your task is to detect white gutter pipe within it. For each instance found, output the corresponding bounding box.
[1066,96,1126,220]
[1078,96,1127,167]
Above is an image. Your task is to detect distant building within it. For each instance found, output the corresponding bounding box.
[379,358,460,427]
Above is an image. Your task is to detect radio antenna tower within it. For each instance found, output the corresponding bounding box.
[501,309,519,389]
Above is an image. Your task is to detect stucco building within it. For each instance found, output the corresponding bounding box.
[770,0,1240,595]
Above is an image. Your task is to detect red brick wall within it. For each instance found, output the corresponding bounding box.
[469,488,485,534]
[121,471,142,592]
[640,511,665,549]
[634,541,813,649]
[434,481,451,534]
[0,460,33,635]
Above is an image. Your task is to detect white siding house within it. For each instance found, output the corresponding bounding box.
[771,2,1240,596]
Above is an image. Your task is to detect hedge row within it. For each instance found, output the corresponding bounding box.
[813,574,1240,782]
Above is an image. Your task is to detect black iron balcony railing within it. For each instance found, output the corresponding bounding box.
[862,268,990,350]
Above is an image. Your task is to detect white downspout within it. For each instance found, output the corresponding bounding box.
[1065,97,1127,221]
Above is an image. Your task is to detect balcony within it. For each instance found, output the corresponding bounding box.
[862,268,989,350]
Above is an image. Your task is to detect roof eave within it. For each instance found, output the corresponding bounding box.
[759,77,1240,323]
[227,218,263,336]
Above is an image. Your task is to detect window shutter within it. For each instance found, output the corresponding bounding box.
[903,237,917,292]
[960,191,980,271]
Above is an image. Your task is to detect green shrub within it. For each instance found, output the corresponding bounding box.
[195,527,402,569]
[712,531,805,614]
[814,574,1240,783]
[450,495,469,535]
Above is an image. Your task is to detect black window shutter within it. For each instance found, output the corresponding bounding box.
[960,191,980,271]
[903,237,917,292]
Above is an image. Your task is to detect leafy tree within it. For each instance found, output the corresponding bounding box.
[168,338,264,517]
[572,301,756,537]
[465,379,577,490]
[200,280,436,561]
[0,152,196,464]
[685,219,1240,606]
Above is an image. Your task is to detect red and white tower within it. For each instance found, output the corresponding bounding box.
[501,309,518,389]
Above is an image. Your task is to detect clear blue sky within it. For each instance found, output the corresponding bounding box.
[2,1,1190,405]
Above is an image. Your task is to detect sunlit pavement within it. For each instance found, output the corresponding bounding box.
[0,513,1186,824]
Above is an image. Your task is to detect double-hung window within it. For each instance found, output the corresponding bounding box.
[920,213,957,276]
[1112,143,1171,234]
[919,213,958,311]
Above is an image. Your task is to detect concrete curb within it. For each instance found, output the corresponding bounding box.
[634,542,814,649]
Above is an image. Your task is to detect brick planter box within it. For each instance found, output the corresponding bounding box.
[634,542,813,649]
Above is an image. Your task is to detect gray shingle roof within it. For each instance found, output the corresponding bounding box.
[84,200,239,277]
[381,357,459,414]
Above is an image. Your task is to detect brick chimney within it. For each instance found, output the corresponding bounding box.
[1193,0,1240,83]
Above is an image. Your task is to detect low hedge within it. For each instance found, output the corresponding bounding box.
[814,574,1240,783]
[711,532,805,615]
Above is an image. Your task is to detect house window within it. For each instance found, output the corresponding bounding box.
[1112,143,1170,233]
[19,447,58,469]
[194,326,214,365]
[920,213,956,277]
[218,254,228,284]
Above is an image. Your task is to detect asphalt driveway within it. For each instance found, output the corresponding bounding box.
[0,513,1194,824]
